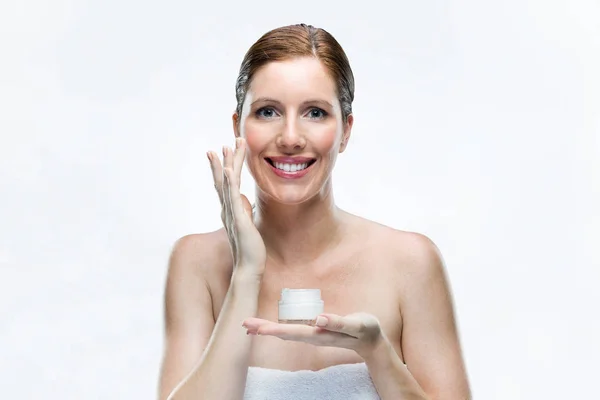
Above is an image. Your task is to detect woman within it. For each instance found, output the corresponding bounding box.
[158,23,471,400]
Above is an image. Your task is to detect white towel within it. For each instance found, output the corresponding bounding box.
[243,362,381,400]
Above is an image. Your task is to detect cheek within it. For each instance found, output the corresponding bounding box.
[243,121,269,156]
[311,125,340,155]
[242,121,274,175]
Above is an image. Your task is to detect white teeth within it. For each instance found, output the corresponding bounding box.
[274,162,309,172]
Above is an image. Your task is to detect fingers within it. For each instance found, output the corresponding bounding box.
[226,140,250,221]
[208,138,245,199]
[209,140,250,233]
[233,139,254,219]
[221,147,234,226]
[233,137,246,182]
[314,314,355,337]
[223,143,234,172]
[207,151,224,205]
[242,317,273,333]
[314,313,379,339]
[223,165,247,224]
[233,138,252,220]
[242,318,319,337]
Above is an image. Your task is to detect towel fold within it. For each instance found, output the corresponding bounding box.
[243,362,381,400]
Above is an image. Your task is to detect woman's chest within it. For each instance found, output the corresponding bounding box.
[248,259,403,370]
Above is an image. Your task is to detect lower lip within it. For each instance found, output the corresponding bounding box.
[266,160,315,179]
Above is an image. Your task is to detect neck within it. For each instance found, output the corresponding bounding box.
[253,184,345,268]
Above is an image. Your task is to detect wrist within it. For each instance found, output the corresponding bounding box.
[231,268,263,288]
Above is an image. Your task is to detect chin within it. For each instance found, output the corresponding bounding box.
[248,161,331,206]
[269,193,314,206]
[258,187,319,206]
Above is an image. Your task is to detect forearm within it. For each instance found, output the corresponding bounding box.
[362,337,430,400]
[168,272,261,400]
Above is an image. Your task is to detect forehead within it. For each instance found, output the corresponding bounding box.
[248,57,337,102]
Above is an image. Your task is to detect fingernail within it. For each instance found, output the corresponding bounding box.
[316,316,327,327]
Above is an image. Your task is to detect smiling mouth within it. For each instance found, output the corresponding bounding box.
[265,158,317,173]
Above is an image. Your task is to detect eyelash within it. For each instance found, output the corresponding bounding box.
[307,108,328,119]
[255,107,328,120]
[255,107,278,119]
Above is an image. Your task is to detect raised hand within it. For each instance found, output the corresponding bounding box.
[207,138,266,276]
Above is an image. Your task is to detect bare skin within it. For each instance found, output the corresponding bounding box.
[157,56,470,400]
[158,217,470,398]
[214,211,404,371]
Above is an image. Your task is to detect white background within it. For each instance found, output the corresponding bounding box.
[1,0,598,398]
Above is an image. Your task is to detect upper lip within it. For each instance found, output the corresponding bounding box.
[266,156,316,164]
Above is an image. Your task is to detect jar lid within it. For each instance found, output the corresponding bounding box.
[279,288,322,303]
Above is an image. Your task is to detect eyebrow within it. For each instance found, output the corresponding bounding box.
[250,97,334,108]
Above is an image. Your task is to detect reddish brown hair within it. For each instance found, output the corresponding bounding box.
[235,23,355,122]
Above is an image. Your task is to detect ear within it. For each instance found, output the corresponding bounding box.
[338,114,354,153]
[232,112,241,138]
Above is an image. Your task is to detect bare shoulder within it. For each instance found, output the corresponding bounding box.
[167,228,232,279]
[164,229,234,317]
[346,213,470,398]
[344,212,447,286]
[346,213,443,264]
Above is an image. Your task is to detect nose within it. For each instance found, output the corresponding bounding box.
[276,118,306,152]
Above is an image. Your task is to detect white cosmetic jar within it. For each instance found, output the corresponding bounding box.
[278,288,324,325]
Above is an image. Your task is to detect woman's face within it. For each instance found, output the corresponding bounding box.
[234,57,353,205]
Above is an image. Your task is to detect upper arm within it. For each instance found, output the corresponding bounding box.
[157,234,217,400]
[399,233,471,399]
